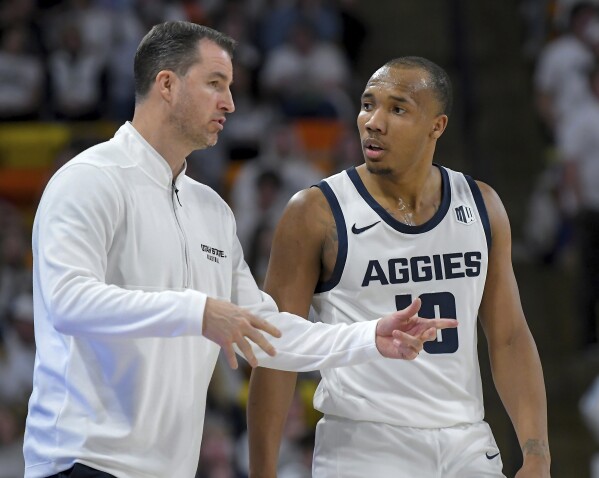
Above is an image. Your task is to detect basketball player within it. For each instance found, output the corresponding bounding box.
[247,57,551,477]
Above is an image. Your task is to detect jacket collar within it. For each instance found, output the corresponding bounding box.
[114,122,188,189]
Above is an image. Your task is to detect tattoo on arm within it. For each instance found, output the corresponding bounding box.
[522,439,550,456]
[321,217,338,263]
[317,197,337,279]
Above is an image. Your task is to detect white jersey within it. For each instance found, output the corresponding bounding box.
[312,165,490,428]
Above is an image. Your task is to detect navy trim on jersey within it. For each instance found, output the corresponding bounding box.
[346,165,451,234]
[465,175,492,251]
[314,181,348,293]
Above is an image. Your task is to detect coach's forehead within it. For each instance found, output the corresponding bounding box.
[366,65,431,96]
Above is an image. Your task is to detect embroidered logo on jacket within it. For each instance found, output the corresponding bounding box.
[454,204,476,225]
[201,244,227,263]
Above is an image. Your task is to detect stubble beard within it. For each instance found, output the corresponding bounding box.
[170,110,215,152]
[366,163,393,176]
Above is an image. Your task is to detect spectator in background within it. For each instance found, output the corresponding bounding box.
[257,0,341,53]
[106,7,145,121]
[197,413,242,478]
[245,170,284,287]
[48,21,107,120]
[0,24,44,121]
[557,64,599,353]
[217,62,276,161]
[534,1,599,138]
[330,125,362,172]
[336,0,368,70]
[0,293,35,478]
[260,17,351,119]
[231,122,323,255]
[134,0,188,31]
[0,226,32,334]
[0,294,36,408]
[59,0,114,61]
[525,1,599,264]
[213,0,261,71]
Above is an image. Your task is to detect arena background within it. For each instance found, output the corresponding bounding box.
[0,0,596,477]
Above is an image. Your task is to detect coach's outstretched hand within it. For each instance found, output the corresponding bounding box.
[202,297,282,369]
[375,298,458,359]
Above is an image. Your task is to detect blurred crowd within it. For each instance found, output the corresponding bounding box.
[526,1,599,476]
[527,0,599,356]
[0,0,369,476]
[3,0,599,476]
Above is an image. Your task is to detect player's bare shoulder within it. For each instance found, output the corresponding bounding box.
[473,179,512,251]
[278,186,337,281]
[280,186,334,236]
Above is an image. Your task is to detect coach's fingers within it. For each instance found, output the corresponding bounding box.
[245,328,277,358]
[222,343,239,370]
[249,314,282,338]
[236,336,258,368]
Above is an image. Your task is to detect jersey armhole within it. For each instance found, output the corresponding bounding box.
[465,175,492,252]
[313,182,348,293]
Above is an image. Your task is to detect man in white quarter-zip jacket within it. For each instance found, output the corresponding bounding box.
[23,21,457,478]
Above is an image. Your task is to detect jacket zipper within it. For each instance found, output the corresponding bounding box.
[171,182,190,288]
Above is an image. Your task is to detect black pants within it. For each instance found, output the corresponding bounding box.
[46,463,116,478]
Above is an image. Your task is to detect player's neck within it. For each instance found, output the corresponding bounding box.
[358,163,442,224]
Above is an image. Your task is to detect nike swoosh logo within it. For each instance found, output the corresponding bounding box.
[485,452,500,460]
[351,221,381,234]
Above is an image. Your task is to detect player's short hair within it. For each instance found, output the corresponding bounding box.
[384,56,453,117]
[134,21,237,102]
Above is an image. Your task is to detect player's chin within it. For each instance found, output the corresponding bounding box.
[365,162,393,176]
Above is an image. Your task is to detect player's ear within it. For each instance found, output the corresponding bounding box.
[431,114,448,139]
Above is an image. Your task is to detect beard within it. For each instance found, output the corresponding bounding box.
[366,162,393,176]
[169,104,216,152]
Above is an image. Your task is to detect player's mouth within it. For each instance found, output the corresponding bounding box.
[363,138,385,159]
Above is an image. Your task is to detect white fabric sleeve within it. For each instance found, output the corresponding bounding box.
[229,233,380,371]
[36,163,206,338]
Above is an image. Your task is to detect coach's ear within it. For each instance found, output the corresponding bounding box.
[155,70,178,103]
[431,114,448,139]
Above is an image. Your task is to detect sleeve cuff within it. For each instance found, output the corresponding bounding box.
[182,289,207,336]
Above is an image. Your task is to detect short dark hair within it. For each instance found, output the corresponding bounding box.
[134,21,237,102]
[383,56,453,117]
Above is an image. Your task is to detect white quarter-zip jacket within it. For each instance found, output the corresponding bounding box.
[24,123,380,478]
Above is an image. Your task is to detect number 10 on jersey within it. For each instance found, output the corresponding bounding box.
[395,292,459,354]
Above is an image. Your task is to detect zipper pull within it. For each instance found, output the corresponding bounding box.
[173,182,182,207]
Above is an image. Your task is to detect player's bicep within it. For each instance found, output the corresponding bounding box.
[264,187,328,318]
[477,182,527,345]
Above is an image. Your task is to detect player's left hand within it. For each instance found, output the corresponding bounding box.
[375,297,458,359]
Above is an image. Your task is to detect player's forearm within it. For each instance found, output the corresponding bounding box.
[247,368,298,477]
[490,330,550,462]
